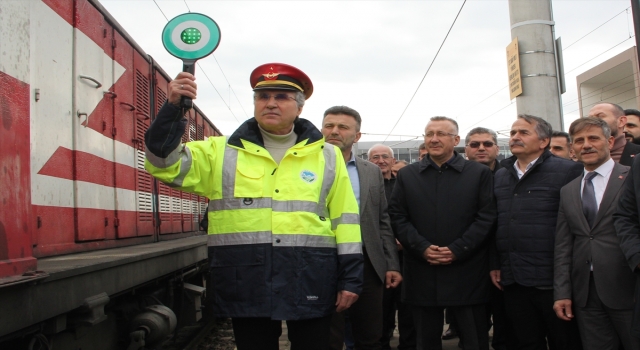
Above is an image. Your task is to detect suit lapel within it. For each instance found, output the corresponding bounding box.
[592,163,629,228]
[355,157,369,215]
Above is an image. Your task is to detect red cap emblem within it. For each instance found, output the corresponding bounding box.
[262,67,279,80]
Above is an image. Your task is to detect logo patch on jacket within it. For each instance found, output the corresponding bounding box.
[306,295,319,301]
[300,170,317,183]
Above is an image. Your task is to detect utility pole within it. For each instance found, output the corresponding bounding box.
[508,0,564,131]
[631,0,640,70]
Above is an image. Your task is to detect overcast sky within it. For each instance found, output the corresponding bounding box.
[100,0,634,143]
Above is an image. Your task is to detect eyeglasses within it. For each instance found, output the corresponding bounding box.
[466,141,496,148]
[254,92,296,103]
[370,154,392,161]
[424,131,457,139]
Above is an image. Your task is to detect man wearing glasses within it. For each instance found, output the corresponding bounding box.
[368,144,397,185]
[367,144,417,350]
[144,63,363,350]
[389,116,496,349]
[464,127,502,174]
[464,127,516,350]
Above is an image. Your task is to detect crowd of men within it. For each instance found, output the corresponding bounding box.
[144,62,640,350]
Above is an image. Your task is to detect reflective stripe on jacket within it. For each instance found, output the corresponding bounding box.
[145,107,363,320]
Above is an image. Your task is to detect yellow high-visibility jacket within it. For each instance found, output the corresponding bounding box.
[145,108,363,320]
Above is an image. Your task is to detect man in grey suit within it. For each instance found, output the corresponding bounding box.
[322,106,402,350]
[553,117,638,350]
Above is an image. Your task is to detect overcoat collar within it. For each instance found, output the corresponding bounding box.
[420,151,465,173]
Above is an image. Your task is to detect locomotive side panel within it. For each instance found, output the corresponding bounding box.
[0,0,40,277]
[0,0,217,344]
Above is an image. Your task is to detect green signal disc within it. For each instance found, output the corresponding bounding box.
[162,13,221,60]
[181,28,201,44]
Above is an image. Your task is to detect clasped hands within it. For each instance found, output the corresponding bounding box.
[423,245,456,265]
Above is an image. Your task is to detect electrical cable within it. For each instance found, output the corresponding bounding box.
[564,36,635,75]
[463,101,515,132]
[453,6,632,124]
[153,0,242,124]
[152,0,168,20]
[565,85,639,115]
[383,0,467,142]
[562,71,637,107]
[466,36,635,132]
[563,7,630,51]
[184,0,249,119]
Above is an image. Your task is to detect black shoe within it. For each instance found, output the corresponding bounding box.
[442,327,458,340]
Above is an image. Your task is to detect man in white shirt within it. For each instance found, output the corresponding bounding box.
[492,114,583,349]
[554,117,638,350]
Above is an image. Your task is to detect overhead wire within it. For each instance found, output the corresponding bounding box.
[463,101,515,132]
[183,0,249,123]
[564,36,635,75]
[563,7,630,51]
[152,0,168,20]
[153,0,241,124]
[455,6,632,127]
[383,0,467,142]
[183,0,249,119]
[562,71,637,107]
[564,85,639,115]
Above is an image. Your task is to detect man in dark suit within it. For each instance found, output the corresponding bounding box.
[464,127,515,350]
[553,117,638,350]
[589,102,640,166]
[322,106,402,350]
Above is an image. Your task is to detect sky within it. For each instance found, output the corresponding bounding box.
[100,0,635,144]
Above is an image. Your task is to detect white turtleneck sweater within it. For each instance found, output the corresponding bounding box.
[258,124,297,164]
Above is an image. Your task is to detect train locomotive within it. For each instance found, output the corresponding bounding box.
[0,0,220,348]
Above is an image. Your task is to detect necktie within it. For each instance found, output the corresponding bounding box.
[582,172,598,228]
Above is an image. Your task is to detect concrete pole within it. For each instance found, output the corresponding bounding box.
[508,0,563,131]
[631,0,640,71]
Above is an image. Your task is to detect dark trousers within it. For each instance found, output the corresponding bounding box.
[331,253,384,350]
[489,287,517,350]
[232,315,332,350]
[381,254,416,350]
[503,284,582,350]
[413,304,489,350]
[574,275,640,350]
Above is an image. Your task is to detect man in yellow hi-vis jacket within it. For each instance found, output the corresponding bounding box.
[144,63,363,350]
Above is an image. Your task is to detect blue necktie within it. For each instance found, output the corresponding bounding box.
[582,172,598,228]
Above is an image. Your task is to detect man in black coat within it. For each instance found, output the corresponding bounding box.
[491,114,583,350]
[464,127,513,350]
[390,116,497,350]
[614,150,640,341]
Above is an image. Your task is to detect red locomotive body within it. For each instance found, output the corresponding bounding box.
[0,0,218,347]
